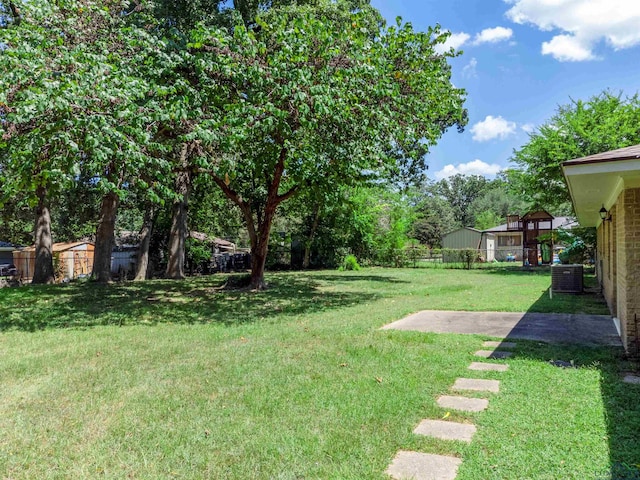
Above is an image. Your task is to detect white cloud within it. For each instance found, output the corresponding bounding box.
[473,26,513,45]
[470,115,517,142]
[505,0,640,61]
[541,34,596,61]
[435,31,471,54]
[462,58,478,78]
[521,123,536,133]
[435,160,503,180]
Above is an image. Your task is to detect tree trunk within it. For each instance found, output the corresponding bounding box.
[249,204,277,290]
[93,191,120,283]
[134,203,156,281]
[31,187,55,284]
[166,150,192,280]
[303,200,322,269]
[9,2,22,26]
[211,146,297,291]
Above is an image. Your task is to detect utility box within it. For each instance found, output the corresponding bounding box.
[551,264,584,293]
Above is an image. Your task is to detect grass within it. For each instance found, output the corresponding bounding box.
[0,267,638,479]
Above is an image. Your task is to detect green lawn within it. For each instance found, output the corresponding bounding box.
[1,267,638,479]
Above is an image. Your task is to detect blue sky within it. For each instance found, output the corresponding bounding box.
[370,0,640,181]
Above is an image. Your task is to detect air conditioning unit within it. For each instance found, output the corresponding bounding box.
[551,264,584,293]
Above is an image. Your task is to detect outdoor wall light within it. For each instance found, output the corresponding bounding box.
[599,205,612,222]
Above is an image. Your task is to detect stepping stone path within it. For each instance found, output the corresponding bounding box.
[386,340,516,480]
[475,349,513,359]
[436,395,489,412]
[452,378,500,393]
[386,451,461,480]
[468,362,508,372]
[413,419,476,443]
[482,341,517,349]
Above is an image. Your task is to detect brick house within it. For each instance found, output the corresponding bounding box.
[562,143,640,351]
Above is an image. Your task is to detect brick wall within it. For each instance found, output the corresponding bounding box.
[618,188,640,352]
[597,188,640,352]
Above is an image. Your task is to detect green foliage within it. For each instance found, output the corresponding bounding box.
[285,185,416,269]
[432,174,491,227]
[0,1,171,204]
[404,239,428,267]
[511,90,640,211]
[339,254,361,271]
[441,248,481,269]
[184,3,465,284]
[409,193,457,247]
[474,210,502,230]
[559,241,587,265]
[0,0,465,285]
[185,237,212,269]
[469,179,531,228]
[556,226,596,264]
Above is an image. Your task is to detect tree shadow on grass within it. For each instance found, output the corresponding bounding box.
[0,273,380,332]
[494,288,640,480]
[483,265,555,276]
[484,264,598,278]
[308,274,410,284]
[501,340,640,480]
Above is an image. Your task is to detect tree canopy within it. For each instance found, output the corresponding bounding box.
[1,0,467,287]
[182,3,467,287]
[510,90,640,211]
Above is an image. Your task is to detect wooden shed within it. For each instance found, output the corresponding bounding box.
[13,242,95,282]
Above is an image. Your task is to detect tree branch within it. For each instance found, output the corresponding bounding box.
[9,1,21,26]
[211,173,258,248]
[277,184,300,203]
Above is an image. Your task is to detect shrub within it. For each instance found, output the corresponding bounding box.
[339,254,361,271]
[559,240,587,264]
[405,240,428,267]
[441,248,480,270]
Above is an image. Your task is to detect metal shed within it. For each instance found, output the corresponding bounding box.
[441,227,495,262]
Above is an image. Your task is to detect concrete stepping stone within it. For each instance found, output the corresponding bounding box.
[482,341,517,349]
[475,350,512,359]
[413,419,476,443]
[453,378,500,393]
[468,362,509,372]
[437,395,488,412]
[623,375,640,385]
[386,450,461,480]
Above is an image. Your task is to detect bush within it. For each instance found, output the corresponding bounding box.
[339,254,361,271]
[441,248,481,270]
[559,240,587,264]
[185,238,213,273]
[405,240,428,267]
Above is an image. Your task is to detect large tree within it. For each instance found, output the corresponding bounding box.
[187,4,466,288]
[410,194,457,247]
[0,0,173,283]
[432,174,491,227]
[511,90,640,211]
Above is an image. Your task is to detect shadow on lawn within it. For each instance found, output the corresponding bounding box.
[309,274,409,284]
[0,273,379,332]
[497,287,640,480]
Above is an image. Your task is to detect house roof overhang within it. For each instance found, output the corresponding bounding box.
[562,145,640,227]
